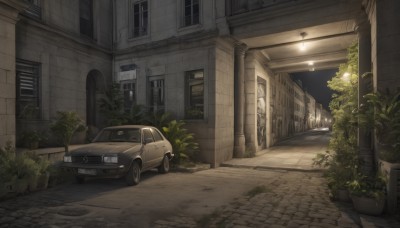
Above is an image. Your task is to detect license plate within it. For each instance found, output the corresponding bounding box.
[78,168,97,175]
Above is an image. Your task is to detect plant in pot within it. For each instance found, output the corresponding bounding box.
[50,111,86,153]
[347,172,386,216]
[21,130,46,150]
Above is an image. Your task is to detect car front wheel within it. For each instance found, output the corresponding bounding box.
[126,161,141,186]
[158,155,170,174]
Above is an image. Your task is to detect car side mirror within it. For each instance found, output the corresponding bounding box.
[143,138,154,145]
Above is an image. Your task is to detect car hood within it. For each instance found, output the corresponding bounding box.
[70,142,141,155]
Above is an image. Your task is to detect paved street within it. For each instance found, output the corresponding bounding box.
[1,129,399,228]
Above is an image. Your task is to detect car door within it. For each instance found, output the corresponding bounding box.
[142,128,158,169]
[150,128,166,164]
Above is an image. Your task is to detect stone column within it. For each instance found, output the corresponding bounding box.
[234,43,247,158]
[0,0,28,147]
[357,16,373,174]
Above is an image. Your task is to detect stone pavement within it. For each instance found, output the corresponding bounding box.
[1,168,399,228]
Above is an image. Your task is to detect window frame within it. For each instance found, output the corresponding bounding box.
[184,69,204,120]
[23,0,42,20]
[16,59,41,120]
[129,0,149,39]
[183,0,200,27]
[79,0,94,38]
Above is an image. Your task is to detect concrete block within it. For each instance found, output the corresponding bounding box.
[6,114,15,135]
[6,99,14,115]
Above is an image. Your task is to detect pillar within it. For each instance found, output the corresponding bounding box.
[357,16,373,174]
[0,0,28,147]
[234,43,247,158]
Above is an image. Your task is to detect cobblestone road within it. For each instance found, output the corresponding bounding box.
[1,168,399,228]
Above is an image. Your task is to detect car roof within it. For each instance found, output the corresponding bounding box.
[103,125,154,130]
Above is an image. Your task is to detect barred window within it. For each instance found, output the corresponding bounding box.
[130,1,148,38]
[185,70,204,119]
[16,60,41,119]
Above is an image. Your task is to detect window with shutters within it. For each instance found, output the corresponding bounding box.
[16,60,41,120]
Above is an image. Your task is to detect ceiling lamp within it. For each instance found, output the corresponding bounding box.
[299,32,307,51]
[308,61,314,66]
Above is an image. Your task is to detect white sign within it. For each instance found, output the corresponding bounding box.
[117,70,136,81]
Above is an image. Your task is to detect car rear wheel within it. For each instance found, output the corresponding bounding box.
[158,155,170,174]
[126,161,141,186]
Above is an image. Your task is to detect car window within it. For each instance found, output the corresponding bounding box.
[94,128,141,143]
[151,128,164,141]
[143,129,154,143]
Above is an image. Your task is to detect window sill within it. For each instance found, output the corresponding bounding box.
[177,23,203,35]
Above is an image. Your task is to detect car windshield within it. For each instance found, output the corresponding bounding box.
[93,128,141,143]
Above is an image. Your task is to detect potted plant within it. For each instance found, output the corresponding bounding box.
[50,111,86,152]
[347,173,386,216]
[21,130,46,150]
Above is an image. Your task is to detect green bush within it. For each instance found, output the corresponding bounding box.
[162,120,199,165]
[51,111,86,152]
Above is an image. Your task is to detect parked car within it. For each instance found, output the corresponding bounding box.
[62,125,173,186]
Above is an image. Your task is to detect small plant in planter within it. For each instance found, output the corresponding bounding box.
[51,111,86,153]
[21,130,46,149]
[347,173,386,216]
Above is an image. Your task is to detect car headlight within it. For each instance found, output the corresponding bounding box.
[64,156,72,163]
[103,155,118,164]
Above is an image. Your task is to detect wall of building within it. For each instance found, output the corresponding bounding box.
[243,51,273,153]
[293,81,305,133]
[114,0,218,50]
[15,0,113,145]
[0,1,27,146]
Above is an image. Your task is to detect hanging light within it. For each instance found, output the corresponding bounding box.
[299,32,307,51]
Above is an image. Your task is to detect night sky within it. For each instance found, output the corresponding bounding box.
[290,69,337,111]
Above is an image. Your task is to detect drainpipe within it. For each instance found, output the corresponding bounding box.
[234,43,248,158]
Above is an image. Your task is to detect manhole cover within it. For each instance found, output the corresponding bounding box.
[57,207,89,217]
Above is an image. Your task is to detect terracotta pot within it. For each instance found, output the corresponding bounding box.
[351,195,385,216]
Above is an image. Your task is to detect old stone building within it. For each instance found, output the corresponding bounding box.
[0,0,398,167]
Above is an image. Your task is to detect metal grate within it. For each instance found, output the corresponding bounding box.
[72,155,102,164]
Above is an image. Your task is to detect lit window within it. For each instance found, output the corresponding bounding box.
[80,0,93,38]
[130,1,148,38]
[16,60,41,119]
[184,0,200,27]
[185,70,204,119]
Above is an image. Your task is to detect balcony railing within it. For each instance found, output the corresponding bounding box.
[228,0,298,16]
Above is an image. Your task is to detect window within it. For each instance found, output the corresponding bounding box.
[130,1,148,38]
[183,0,200,27]
[143,129,154,143]
[151,128,163,142]
[80,0,93,38]
[148,77,165,114]
[122,82,136,113]
[16,60,41,119]
[24,0,41,19]
[185,70,204,119]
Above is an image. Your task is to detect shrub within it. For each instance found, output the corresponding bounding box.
[51,111,86,152]
[162,120,199,165]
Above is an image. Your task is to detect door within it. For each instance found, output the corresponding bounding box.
[142,128,159,169]
[148,76,164,113]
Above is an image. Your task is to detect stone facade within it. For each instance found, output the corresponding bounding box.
[0,0,397,167]
[14,0,113,144]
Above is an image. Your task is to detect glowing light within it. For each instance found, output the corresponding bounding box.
[342,72,350,82]
[308,61,314,66]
